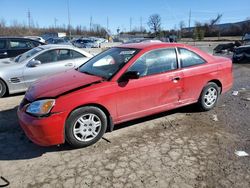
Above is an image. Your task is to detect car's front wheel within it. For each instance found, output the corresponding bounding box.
[65,106,107,148]
[198,82,220,111]
[0,80,7,98]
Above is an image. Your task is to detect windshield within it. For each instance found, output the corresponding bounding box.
[79,47,139,79]
[14,47,43,63]
[55,38,65,43]
[79,39,92,43]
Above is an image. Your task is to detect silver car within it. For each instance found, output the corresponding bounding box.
[0,45,93,97]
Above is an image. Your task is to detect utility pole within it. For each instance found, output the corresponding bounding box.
[130,17,132,32]
[89,16,93,31]
[140,17,143,32]
[188,9,191,31]
[67,0,71,38]
[106,16,109,31]
[27,9,31,29]
[54,18,58,28]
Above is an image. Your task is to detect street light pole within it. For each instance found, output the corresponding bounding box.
[67,0,71,39]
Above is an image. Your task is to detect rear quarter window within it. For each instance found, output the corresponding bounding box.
[178,48,206,68]
[31,40,41,47]
[71,50,85,59]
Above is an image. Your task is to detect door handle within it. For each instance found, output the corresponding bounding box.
[65,63,73,67]
[172,77,180,83]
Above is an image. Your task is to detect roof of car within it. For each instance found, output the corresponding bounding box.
[0,36,45,43]
[118,42,187,50]
[39,44,93,57]
[40,44,75,49]
[0,36,38,40]
[236,44,250,49]
[118,42,215,61]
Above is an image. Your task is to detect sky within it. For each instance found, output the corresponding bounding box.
[1,0,250,33]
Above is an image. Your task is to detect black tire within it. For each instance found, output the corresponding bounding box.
[0,79,7,98]
[197,82,220,111]
[65,106,107,148]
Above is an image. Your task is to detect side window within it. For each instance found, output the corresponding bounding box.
[9,39,32,49]
[0,39,6,49]
[57,49,71,61]
[35,50,58,64]
[71,50,85,59]
[31,41,41,47]
[128,48,177,77]
[178,48,205,68]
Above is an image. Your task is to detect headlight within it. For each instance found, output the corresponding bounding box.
[26,99,55,116]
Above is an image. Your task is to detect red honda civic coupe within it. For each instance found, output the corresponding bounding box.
[17,43,233,148]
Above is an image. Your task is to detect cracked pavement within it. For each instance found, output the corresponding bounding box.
[0,63,249,188]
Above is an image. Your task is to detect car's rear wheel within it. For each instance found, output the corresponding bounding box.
[65,106,107,148]
[0,80,7,98]
[198,82,220,111]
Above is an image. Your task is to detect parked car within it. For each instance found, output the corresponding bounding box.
[41,33,67,41]
[17,43,233,148]
[124,38,162,44]
[24,36,46,43]
[232,45,250,63]
[0,45,92,97]
[242,33,250,45]
[0,37,44,59]
[72,38,99,48]
[89,37,108,47]
[45,37,71,45]
[213,41,241,54]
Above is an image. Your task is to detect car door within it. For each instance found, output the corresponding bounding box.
[115,48,183,121]
[0,39,8,59]
[177,48,208,103]
[23,49,75,87]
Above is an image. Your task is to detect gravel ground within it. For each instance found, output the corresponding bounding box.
[0,62,249,188]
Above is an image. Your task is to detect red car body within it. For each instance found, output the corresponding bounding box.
[18,43,233,146]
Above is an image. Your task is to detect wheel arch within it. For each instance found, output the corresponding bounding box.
[66,103,114,133]
[207,79,222,93]
[0,77,9,95]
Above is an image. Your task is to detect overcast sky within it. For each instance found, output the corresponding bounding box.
[1,0,249,32]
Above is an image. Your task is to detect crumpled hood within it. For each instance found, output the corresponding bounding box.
[26,69,103,101]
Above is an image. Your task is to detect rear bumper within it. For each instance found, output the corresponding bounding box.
[17,108,67,146]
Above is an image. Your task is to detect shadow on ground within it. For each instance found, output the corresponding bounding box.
[2,92,26,98]
[0,104,200,161]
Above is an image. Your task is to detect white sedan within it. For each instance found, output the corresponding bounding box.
[0,45,93,97]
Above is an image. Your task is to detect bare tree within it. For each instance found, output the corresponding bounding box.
[147,14,161,33]
[0,18,6,28]
[179,20,185,30]
[210,14,222,26]
[194,22,205,40]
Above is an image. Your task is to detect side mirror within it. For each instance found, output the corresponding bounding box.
[119,71,140,82]
[28,60,41,67]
